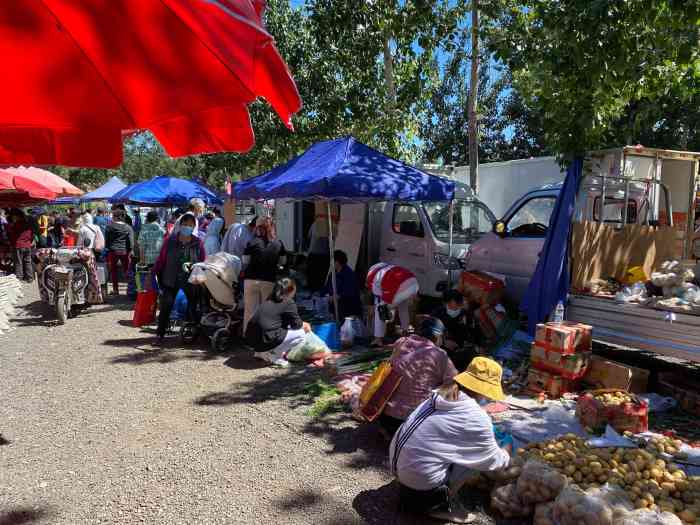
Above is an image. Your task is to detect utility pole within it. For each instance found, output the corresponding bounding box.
[467,0,479,191]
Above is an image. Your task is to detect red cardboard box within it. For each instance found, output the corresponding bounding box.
[530,345,591,380]
[576,389,649,434]
[526,368,580,399]
[535,321,592,355]
[457,271,504,306]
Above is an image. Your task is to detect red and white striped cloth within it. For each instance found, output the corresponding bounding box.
[366,262,419,306]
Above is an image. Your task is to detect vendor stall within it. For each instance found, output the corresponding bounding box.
[110,175,223,207]
[234,136,456,322]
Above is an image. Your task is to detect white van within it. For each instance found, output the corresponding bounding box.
[377,183,496,298]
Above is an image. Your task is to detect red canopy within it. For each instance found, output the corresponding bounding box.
[0,169,60,206]
[0,1,302,168]
[2,167,83,197]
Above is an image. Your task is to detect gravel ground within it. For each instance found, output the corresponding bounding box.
[0,284,497,525]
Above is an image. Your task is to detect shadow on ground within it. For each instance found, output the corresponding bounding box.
[0,507,52,525]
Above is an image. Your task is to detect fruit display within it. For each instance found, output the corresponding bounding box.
[577,389,649,434]
[596,391,635,405]
[520,434,700,523]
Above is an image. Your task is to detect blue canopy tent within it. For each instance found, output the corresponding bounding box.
[235,136,455,202]
[47,196,80,206]
[521,159,583,335]
[234,136,456,322]
[80,176,127,202]
[110,175,223,206]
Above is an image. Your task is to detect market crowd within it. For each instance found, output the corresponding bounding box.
[0,198,513,524]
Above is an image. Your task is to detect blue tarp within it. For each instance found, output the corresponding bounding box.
[48,196,80,206]
[521,159,583,335]
[234,136,455,202]
[110,176,223,206]
[80,176,127,202]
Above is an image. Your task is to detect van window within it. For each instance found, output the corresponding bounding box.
[392,204,424,237]
[593,197,638,224]
[507,196,557,237]
[424,200,494,243]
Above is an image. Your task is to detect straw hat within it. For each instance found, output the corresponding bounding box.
[454,357,505,401]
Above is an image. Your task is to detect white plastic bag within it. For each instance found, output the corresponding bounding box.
[614,509,683,525]
[286,331,330,362]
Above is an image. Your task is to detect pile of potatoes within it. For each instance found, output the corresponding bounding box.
[490,482,532,518]
[595,391,635,405]
[640,434,690,461]
[523,434,700,524]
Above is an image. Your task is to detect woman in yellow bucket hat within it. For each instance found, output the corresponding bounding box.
[389,357,511,523]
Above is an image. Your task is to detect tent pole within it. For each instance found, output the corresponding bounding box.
[448,199,455,289]
[326,200,340,324]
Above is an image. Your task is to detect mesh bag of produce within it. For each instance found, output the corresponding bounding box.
[533,502,556,525]
[516,459,568,504]
[553,484,633,525]
[490,482,532,518]
[614,509,684,525]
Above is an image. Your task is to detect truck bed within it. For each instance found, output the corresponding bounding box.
[567,295,700,363]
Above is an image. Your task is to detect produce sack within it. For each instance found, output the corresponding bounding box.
[132,290,157,327]
[615,509,684,525]
[490,482,532,518]
[552,484,632,525]
[533,502,556,525]
[516,459,568,504]
[358,361,402,422]
[286,331,330,362]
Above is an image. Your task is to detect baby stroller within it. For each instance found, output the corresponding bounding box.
[186,252,242,351]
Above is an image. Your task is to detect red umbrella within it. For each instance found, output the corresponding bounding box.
[2,167,83,197]
[0,169,59,206]
[0,1,302,168]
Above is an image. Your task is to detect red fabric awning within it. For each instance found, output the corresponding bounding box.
[0,1,302,168]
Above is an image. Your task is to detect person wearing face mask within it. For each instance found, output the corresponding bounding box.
[242,217,286,332]
[153,213,206,342]
[432,290,475,370]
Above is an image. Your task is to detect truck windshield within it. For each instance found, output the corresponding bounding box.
[424,200,494,243]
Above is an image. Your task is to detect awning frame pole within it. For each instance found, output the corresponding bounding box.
[448,198,455,289]
[326,200,341,324]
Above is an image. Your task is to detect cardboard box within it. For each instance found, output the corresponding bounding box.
[535,321,592,354]
[582,356,649,394]
[530,345,591,380]
[576,389,649,434]
[457,271,504,306]
[526,368,580,399]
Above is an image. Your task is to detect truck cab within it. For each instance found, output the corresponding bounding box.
[379,183,495,298]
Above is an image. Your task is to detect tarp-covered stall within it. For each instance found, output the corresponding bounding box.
[110,176,223,206]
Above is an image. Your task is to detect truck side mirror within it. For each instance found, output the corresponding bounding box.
[494,221,506,237]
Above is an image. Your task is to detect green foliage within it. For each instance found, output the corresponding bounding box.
[490,0,700,155]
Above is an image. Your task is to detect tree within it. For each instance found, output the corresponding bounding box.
[490,0,700,156]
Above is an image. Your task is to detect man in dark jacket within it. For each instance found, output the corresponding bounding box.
[432,290,477,370]
[105,210,134,295]
[322,250,363,321]
[153,213,206,341]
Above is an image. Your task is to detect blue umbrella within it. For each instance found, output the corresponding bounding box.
[80,176,127,202]
[109,176,223,206]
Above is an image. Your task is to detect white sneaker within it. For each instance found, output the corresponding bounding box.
[271,358,290,368]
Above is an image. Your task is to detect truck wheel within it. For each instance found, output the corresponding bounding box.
[56,293,70,324]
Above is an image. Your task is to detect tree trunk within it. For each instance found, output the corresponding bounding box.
[383,34,397,107]
[468,1,479,191]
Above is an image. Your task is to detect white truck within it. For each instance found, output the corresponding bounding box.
[275,182,496,298]
[420,156,566,218]
[466,146,700,363]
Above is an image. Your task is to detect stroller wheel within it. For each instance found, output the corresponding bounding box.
[180,323,198,344]
[211,328,231,353]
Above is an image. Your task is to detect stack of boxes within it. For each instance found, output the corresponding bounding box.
[527,321,593,398]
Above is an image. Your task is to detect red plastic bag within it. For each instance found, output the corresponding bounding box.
[132,290,157,327]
